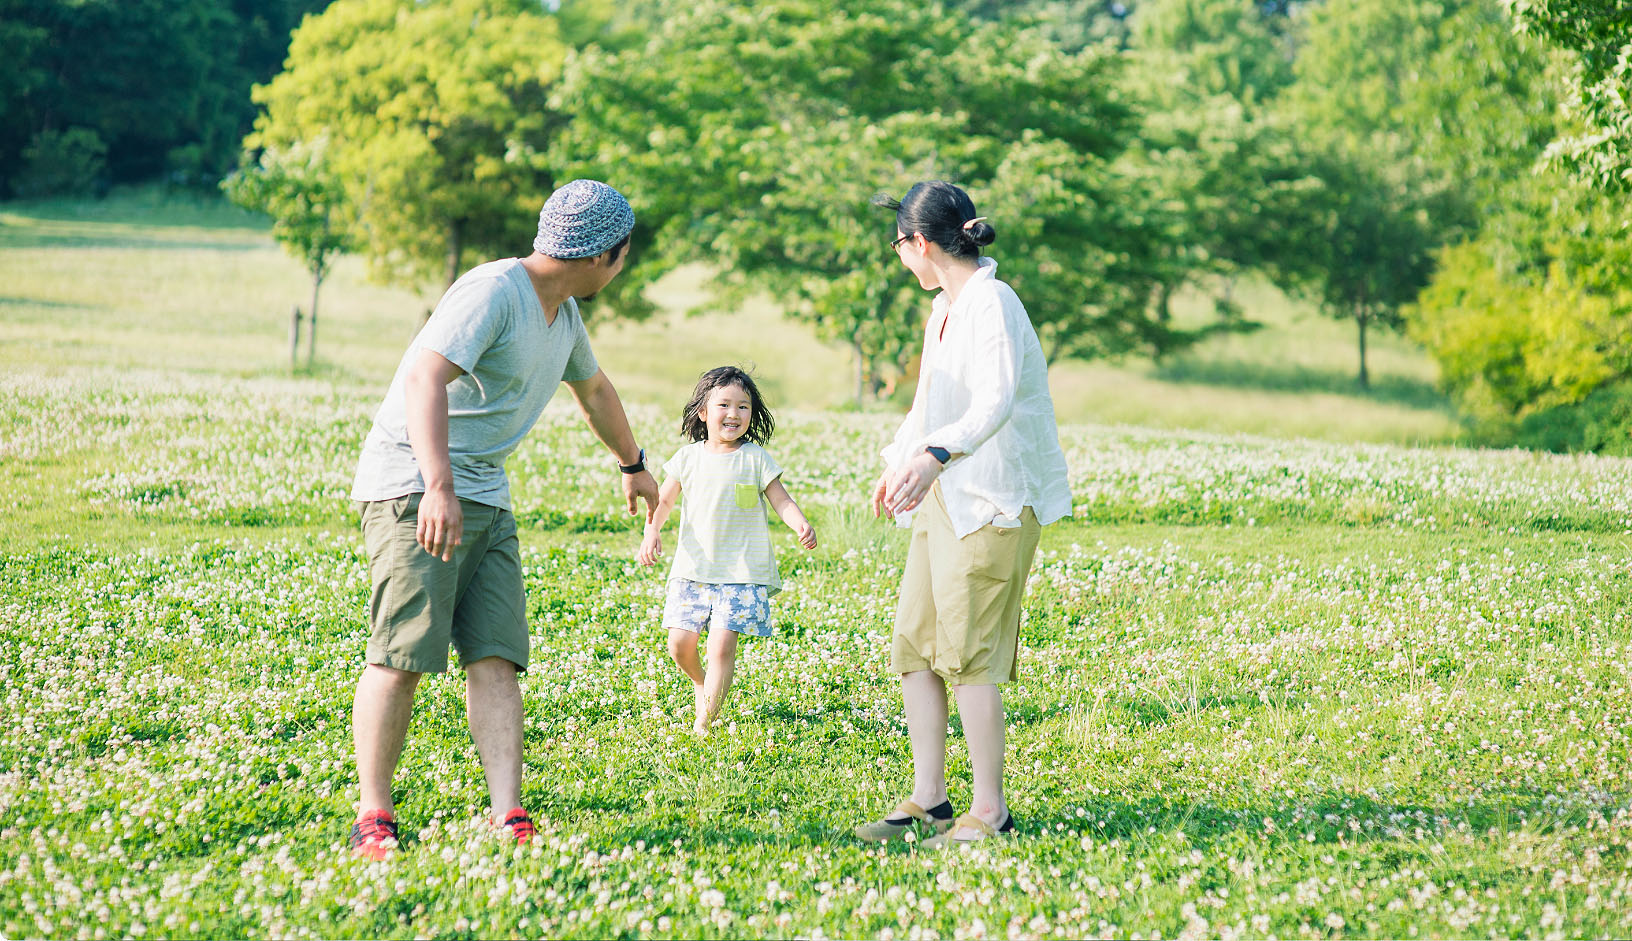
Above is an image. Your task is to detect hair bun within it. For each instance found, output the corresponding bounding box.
[963,220,996,248]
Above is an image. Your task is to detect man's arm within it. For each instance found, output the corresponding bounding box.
[637,476,683,566]
[404,348,467,561]
[565,368,659,522]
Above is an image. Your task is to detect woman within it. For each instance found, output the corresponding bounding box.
[856,180,1072,848]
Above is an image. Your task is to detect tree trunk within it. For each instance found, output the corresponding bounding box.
[289,304,302,373]
[445,219,464,288]
[307,270,321,368]
[1045,329,1064,365]
[1156,281,1174,323]
[851,337,866,408]
[1356,310,1370,390]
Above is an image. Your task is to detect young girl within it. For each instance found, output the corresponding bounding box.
[638,366,817,735]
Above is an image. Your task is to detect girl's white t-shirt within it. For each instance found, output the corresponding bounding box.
[663,441,785,594]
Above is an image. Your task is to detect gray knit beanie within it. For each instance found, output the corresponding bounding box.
[533,179,635,259]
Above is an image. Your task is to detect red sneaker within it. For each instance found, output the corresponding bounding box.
[499,807,536,844]
[348,808,400,860]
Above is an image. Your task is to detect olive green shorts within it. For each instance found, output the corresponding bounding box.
[890,485,1041,686]
[358,492,528,674]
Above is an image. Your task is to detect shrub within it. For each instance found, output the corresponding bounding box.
[13,127,109,198]
[1510,379,1632,456]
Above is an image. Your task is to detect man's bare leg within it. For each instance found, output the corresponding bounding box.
[465,656,523,821]
[353,663,423,814]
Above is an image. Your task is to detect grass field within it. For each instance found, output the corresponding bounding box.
[3,190,1629,940]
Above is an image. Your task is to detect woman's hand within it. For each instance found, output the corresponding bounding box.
[883,451,944,518]
[870,472,891,518]
[637,531,663,566]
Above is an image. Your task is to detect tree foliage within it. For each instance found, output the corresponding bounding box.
[1508,0,1632,192]
[1389,1,1632,450]
[1271,0,1551,387]
[550,0,1184,399]
[0,0,328,195]
[247,0,566,288]
[1124,0,1310,325]
[222,139,354,361]
[1409,176,1632,447]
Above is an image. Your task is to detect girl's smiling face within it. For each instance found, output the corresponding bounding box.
[701,383,753,447]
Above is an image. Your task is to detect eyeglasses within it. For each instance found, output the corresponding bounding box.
[889,233,914,253]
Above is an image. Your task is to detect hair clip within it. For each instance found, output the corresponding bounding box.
[961,216,988,230]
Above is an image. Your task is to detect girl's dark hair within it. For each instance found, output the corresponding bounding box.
[870,180,996,260]
[680,366,775,444]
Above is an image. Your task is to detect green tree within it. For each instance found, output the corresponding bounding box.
[0,0,328,193]
[1273,0,1550,387]
[248,0,566,289]
[952,0,1139,52]
[1409,176,1632,448]
[1125,0,1308,324]
[1133,0,1293,107]
[1508,0,1632,193]
[1279,150,1437,389]
[221,140,353,366]
[551,0,658,50]
[1357,0,1632,449]
[550,0,1172,401]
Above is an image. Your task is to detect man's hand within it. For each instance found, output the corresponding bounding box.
[623,468,659,523]
[637,531,663,566]
[416,485,463,562]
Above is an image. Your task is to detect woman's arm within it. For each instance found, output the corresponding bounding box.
[882,300,1025,517]
[637,476,684,565]
[916,299,1023,460]
[764,478,816,550]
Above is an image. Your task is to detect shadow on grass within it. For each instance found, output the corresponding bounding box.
[562,786,1627,859]
[1,185,268,231]
[1152,357,1450,411]
[1013,786,1627,856]
[0,229,266,253]
[0,294,101,311]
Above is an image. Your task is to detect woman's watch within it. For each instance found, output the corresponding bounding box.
[619,448,646,474]
[924,445,951,465]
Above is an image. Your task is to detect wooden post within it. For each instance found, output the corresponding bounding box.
[289,304,303,372]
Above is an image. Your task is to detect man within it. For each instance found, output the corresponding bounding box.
[346,179,658,859]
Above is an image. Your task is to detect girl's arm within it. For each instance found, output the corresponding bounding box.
[637,476,683,565]
[764,478,816,550]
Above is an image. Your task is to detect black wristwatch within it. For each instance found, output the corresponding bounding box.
[618,448,646,474]
[924,445,951,465]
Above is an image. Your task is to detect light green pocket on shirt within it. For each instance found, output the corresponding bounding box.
[735,483,760,509]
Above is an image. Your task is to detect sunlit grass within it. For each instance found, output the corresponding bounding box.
[1048,277,1461,445]
[0,186,1461,444]
[9,190,1623,940]
[5,377,1631,936]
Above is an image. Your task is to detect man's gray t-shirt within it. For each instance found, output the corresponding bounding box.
[350,258,600,510]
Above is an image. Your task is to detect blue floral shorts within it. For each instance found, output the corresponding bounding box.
[662,579,773,636]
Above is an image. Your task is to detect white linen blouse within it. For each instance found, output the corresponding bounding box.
[882,257,1073,539]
